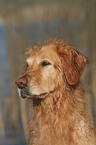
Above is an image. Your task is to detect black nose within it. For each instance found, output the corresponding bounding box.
[16,77,28,88]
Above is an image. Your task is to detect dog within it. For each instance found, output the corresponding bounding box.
[16,39,96,145]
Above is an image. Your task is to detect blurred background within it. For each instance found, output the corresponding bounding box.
[0,0,96,144]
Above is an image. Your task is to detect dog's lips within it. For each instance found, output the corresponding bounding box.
[21,91,27,98]
[17,88,48,99]
[18,88,28,99]
[27,92,48,99]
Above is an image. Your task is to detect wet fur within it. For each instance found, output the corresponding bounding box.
[20,40,96,144]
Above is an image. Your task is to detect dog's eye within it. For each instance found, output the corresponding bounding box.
[41,61,51,67]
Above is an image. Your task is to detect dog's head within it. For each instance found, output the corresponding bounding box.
[16,40,87,99]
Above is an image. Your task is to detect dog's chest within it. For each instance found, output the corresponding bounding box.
[30,110,76,145]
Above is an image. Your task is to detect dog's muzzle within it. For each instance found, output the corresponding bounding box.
[16,77,49,99]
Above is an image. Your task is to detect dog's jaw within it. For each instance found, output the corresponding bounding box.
[17,87,49,99]
[28,92,49,99]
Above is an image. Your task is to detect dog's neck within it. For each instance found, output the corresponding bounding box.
[29,85,91,145]
[32,83,85,113]
[31,84,85,123]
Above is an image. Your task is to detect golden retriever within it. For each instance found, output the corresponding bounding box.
[16,39,96,145]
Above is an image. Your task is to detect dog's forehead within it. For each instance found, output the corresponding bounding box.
[27,45,60,65]
[37,45,59,63]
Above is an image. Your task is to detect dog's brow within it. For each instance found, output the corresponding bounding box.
[39,58,52,65]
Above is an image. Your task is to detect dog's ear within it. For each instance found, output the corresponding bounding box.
[59,45,88,85]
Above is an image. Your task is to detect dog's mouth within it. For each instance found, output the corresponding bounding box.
[18,88,48,99]
[18,88,30,98]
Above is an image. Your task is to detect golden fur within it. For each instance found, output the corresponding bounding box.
[16,39,96,145]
